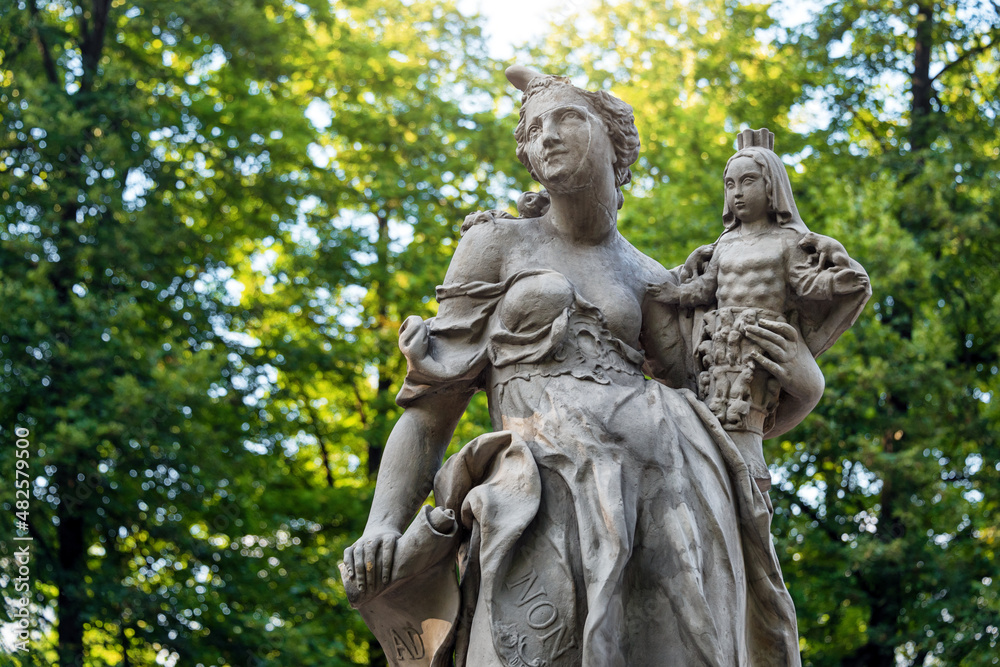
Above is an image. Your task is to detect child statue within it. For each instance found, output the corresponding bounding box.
[650,128,870,488]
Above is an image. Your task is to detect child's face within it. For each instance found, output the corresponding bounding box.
[725,157,769,224]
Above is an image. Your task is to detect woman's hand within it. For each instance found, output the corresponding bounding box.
[745,319,824,404]
[342,530,400,600]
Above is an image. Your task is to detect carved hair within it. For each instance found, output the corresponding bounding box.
[513,75,640,209]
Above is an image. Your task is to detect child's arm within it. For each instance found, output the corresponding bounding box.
[649,250,719,308]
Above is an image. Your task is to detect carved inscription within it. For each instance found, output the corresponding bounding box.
[504,569,576,661]
[390,627,425,662]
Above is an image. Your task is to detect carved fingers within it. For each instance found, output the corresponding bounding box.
[745,320,796,364]
[747,319,824,403]
[680,243,716,281]
[460,210,497,236]
[342,532,399,598]
[647,280,680,304]
[379,533,396,586]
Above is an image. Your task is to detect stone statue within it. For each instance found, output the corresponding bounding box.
[648,128,870,491]
[460,189,550,236]
[340,65,870,666]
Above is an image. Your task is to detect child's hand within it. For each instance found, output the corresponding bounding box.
[460,210,497,236]
[680,243,716,281]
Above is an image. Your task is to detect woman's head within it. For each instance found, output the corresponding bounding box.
[510,70,640,209]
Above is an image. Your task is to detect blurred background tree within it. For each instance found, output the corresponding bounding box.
[1,0,514,665]
[1,0,998,665]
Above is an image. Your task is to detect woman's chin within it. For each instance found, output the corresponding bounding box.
[538,174,587,195]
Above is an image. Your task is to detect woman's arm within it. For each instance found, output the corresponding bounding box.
[640,292,693,390]
[638,245,715,389]
[343,382,471,598]
[343,221,504,598]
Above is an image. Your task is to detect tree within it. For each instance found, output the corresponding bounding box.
[769,1,1000,664]
[0,0,364,663]
[1,0,512,664]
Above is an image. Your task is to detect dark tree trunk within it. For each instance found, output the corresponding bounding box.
[368,212,393,479]
[910,2,935,154]
[57,492,86,667]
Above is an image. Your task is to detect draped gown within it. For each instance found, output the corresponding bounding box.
[388,268,802,667]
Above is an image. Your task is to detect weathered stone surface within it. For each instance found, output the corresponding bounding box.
[341,65,869,666]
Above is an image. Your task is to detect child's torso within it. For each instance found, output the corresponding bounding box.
[714,229,799,314]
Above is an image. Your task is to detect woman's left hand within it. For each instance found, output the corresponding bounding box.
[745,319,824,404]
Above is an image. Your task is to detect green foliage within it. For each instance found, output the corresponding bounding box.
[0,0,508,664]
[769,2,1000,664]
[3,0,998,664]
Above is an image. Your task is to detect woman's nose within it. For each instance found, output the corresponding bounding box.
[540,121,560,147]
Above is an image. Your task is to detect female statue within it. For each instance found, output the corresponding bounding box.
[341,66,867,666]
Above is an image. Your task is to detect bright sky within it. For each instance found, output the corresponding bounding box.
[466,0,821,61]
[459,0,581,59]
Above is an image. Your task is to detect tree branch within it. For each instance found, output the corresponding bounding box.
[294,382,336,488]
[351,382,370,428]
[28,0,60,86]
[930,29,1000,83]
[79,0,113,95]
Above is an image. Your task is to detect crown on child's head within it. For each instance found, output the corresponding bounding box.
[736,128,775,151]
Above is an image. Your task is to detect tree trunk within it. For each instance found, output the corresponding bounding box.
[910,2,935,155]
[368,211,393,479]
[57,491,86,667]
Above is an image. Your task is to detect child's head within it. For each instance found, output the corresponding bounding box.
[722,129,806,233]
[516,189,550,218]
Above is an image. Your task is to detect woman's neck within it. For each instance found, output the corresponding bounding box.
[543,175,618,245]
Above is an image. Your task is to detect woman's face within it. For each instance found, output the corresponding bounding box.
[521,89,614,193]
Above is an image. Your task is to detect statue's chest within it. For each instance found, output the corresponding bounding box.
[505,244,642,345]
[715,237,790,280]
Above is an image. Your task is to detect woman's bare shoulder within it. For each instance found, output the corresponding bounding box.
[445,216,539,285]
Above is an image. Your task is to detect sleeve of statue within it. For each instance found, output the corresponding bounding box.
[395,277,505,407]
[789,232,872,357]
[790,232,869,301]
[341,505,463,667]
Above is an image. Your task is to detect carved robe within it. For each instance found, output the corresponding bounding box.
[346,269,807,667]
